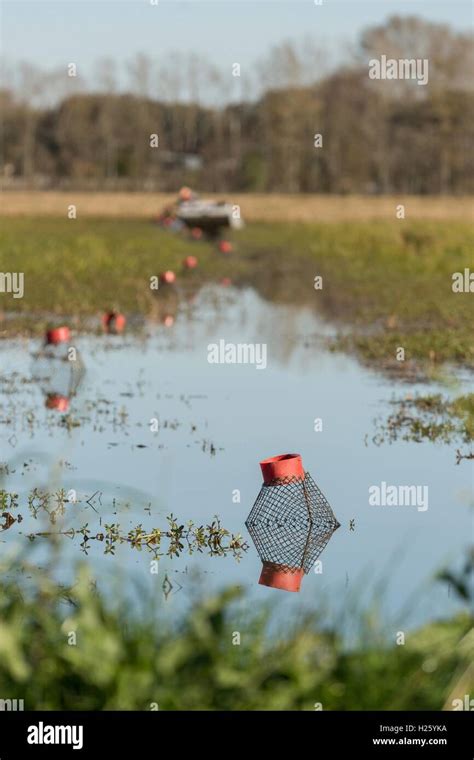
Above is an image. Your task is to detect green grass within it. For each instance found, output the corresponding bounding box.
[0,560,471,710]
[0,217,472,367]
[0,217,221,318]
[237,221,474,367]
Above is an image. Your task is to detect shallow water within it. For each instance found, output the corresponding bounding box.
[0,286,471,631]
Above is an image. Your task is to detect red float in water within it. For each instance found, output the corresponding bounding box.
[220,277,232,287]
[102,312,126,334]
[46,326,71,345]
[191,227,203,240]
[45,393,70,412]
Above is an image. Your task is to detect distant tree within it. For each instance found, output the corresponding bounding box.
[1,21,473,194]
[95,58,119,180]
[360,15,474,97]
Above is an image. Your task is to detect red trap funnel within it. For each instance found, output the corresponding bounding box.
[246,453,340,593]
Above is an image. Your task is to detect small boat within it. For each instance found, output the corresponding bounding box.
[172,187,243,235]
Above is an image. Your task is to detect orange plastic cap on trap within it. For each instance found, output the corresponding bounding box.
[46,326,71,345]
[259,453,304,484]
[259,561,304,592]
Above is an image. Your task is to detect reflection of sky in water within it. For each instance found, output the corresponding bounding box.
[1,287,472,631]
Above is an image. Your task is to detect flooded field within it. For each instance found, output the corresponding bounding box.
[1,285,471,630]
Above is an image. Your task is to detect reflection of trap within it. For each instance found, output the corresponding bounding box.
[31,326,85,412]
[246,454,340,592]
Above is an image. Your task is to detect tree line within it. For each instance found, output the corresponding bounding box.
[1,16,472,194]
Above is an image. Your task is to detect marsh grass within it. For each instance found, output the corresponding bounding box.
[0,217,472,369]
[1,192,473,221]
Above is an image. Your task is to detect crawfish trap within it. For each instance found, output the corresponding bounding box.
[246,453,340,592]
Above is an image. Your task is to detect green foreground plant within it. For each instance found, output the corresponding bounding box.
[0,557,471,711]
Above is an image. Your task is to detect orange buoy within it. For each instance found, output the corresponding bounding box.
[46,326,70,345]
[102,312,126,334]
[218,240,232,253]
[160,270,176,285]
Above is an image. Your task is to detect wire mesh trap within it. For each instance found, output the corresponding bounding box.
[246,453,340,592]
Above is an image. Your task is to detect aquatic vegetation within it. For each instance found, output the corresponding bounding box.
[371,393,474,458]
[36,515,247,560]
[0,380,223,457]
[0,488,247,559]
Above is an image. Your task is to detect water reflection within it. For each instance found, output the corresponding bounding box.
[31,326,85,412]
[15,492,248,561]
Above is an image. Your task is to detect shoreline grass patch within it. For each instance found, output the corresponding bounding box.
[0,217,472,371]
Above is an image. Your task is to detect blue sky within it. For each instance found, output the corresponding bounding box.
[1,0,472,99]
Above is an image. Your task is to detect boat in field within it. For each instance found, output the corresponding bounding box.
[157,187,243,236]
[175,187,242,235]
[176,198,243,234]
